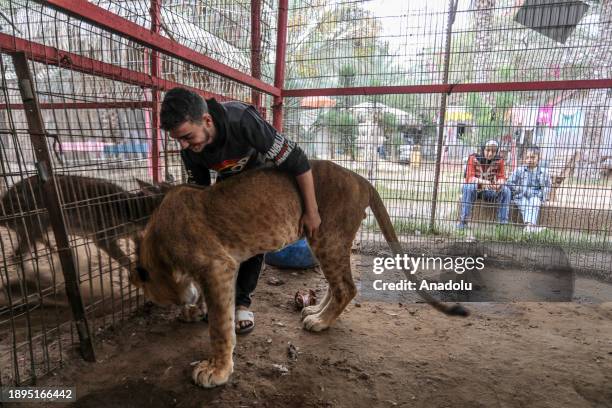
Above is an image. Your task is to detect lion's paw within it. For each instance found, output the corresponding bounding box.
[178,304,206,323]
[302,314,330,332]
[192,358,233,388]
[301,305,319,319]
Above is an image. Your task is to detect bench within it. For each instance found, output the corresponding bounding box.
[458,200,612,233]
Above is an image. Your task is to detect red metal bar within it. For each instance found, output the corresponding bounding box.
[283,79,612,97]
[0,33,230,101]
[251,0,262,110]
[273,0,289,131]
[0,101,153,110]
[40,0,281,97]
[150,0,161,183]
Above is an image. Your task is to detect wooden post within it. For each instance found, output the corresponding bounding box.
[12,51,95,362]
[251,0,262,111]
[429,0,458,233]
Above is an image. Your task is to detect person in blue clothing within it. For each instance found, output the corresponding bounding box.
[160,87,321,334]
[508,146,551,233]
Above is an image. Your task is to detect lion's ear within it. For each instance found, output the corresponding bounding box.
[157,182,173,195]
[135,266,149,282]
[136,178,153,189]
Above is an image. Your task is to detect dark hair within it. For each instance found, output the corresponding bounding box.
[160,87,208,131]
[525,146,541,156]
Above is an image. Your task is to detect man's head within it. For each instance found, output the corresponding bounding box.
[524,146,541,168]
[483,140,499,160]
[161,87,216,153]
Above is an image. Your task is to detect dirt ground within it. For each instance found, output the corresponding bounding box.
[11,254,612,408]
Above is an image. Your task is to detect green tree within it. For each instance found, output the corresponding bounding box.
[318,110,358,160]
[339,63,356,109]
[285,2,385,89]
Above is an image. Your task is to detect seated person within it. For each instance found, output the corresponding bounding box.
[508,146,551,233]
[457,140,511,229]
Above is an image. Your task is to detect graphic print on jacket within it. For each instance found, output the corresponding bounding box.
[210,156,252,175]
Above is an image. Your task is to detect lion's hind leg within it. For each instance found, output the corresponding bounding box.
[301,286,331,318]
[302,245,356,332]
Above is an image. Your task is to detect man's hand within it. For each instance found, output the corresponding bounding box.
[300,210,321,239]
[493,179,506,191]
[481,179,493,190]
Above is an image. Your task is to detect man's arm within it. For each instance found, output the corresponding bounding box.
[494,159,507,189]
[507,168,521,197]
[240,106,321,237]
[465,155,478,183]
[240,106,310,174]
[295,169,321,238]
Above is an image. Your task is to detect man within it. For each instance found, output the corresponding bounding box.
[457,140,511,229]
[508,146,551,233]
[160,87,321,334]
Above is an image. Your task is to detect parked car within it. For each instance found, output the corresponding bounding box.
[398,144,412,164]
[398,135,414,164]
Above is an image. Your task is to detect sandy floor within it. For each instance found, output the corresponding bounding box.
[6,254,610,408]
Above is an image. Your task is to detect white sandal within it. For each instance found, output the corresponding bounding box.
[235,309,255,335]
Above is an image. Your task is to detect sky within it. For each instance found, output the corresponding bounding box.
[362,0,472,55]
[353,0,602,70]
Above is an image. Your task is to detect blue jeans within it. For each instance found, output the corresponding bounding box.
[460,183,511,223]
[514,196,541,225]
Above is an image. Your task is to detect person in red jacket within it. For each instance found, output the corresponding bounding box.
[457,140,511,229]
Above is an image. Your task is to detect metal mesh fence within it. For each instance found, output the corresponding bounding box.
[285,90,612,262]
[282,0,611,283]
[0,0,276,385]
[0,0,610,387]
[285,0,611,88]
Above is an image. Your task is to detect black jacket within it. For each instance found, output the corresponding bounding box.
[180,99,310,185]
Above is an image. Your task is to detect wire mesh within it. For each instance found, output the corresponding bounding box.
[0,0,276,385]
[285,0,611,89]
[282,0,612,285]
[0,0,610,387]
[285,88,612,274]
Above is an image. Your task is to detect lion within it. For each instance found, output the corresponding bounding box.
[0,175,170,309]
[130,160,468,388]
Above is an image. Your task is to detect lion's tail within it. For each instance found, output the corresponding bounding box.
[367,183,469,317]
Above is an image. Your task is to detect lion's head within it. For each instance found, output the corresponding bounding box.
[129,231,200,307]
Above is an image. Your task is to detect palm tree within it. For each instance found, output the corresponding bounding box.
[471,0,497,139]
[472,0,496,84]
[285,1,383,89]
[579,0,612,180]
